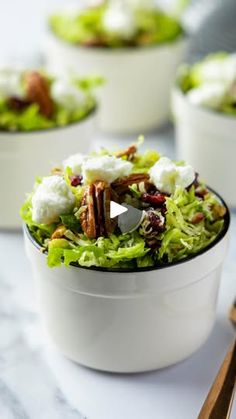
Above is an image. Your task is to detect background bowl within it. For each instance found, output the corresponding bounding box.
[24,202,230,373]
[0,110,97,229]
[44,33,187,134]
[172,88,236,207]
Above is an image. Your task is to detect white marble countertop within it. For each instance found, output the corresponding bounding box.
[0,130,236,419]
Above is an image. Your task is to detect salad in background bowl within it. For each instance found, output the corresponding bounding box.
[0,66,99,229]
[172,52,236,207]
[44,0,187,133]
[23,141,230,372]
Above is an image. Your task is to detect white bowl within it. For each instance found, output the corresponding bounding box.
[24,204,230,373]
[172,88,236,207]
[0,111,96,229]
[44,32,187,134]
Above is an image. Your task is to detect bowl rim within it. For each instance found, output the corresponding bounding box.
[0,105,97,136]
[47,27,188,54]
[24,187,230,274]
[173,86,236,123]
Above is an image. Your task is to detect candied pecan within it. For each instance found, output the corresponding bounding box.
[190,212,205,224]
[51,225,67,239]
[141,192,166,206]
[112,173,150,195]
[7,96,30,111]
[70,175,83,187]
[25,71,54,118]
[115,145,137,161]
[212,204,226,219]
[80,181,117,238]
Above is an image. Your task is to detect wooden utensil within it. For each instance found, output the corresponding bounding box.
[198,301,236,419]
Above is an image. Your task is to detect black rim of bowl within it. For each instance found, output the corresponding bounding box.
[24,187,230,273]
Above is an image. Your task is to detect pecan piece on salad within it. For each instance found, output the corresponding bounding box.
[112,173,150,195]
[190,212,205,224]
[80,182,118,239]
[51,225,67,239]
[115,144,137,161]
[80,184,97,239]
[25,71,54,118]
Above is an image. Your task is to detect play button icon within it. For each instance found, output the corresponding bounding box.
[110,201,145,233]
[110,201,128,218]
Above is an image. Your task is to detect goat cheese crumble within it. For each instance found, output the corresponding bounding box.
[32,176,75,225]
[102,1,136,39]
[82,155,133,184]
[149,157,195,194]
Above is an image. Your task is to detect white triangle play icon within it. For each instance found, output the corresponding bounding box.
[110,201,128,218]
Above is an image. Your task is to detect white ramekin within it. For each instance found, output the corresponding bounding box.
[24,204,230,373]
[0,110,96,229]
[172,88,236,208]
[43,32,187,134]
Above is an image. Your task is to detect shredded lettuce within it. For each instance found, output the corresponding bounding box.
[158,187,224,262]
[47,232,148,269]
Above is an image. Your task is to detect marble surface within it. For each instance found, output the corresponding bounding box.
[0,130,236,419]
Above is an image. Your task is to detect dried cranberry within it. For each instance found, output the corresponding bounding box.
[70,175,83,187]
[148,212,165,233]
[7,96,30,111]
[141,192,166,206]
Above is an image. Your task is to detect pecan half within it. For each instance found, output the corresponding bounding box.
[112,173,150,196]
[80,181,117,239]
[25,71,54,118]
[115,145,137,161]
[80,184,97,239]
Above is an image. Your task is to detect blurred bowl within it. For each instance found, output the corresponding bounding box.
[172,88,236,207]
[24,200,229,373]
[0,110,97,229]
[44,32,187,134]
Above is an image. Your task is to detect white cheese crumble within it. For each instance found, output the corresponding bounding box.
[32,176,75,225]
[51,79,85,111]
[0,69,24,98]
[63,153,89,175]
[187,83,227,109]
[82,155,133,184]
[102,1,136,39]
[196,55,236,86]
[149,157,195,195]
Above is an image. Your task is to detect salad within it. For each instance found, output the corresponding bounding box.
[49,0,183,48]
[21,140,227,270]
[177,52,236,115]
[0,68,99,131]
